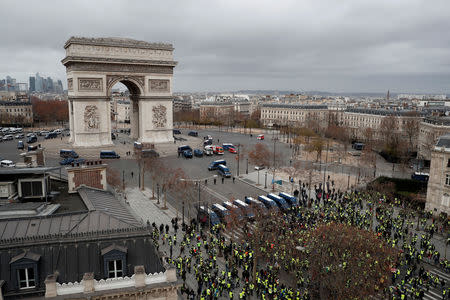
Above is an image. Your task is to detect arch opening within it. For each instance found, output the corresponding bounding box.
[110,80,141,140]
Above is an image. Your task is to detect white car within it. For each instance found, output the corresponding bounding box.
[256,134,264,140]
[0,160,15,168]
[15,134,24,139]
[204,145,214,156]
[3,135,14,141]
[254,165,265,171]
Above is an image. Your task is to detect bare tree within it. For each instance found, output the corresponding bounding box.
[305,137,325,162]
[106,166,123,193]
[379,115,401,158]
[404,111,421,154]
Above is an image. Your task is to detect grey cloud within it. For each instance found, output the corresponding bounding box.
[1,0,450,93]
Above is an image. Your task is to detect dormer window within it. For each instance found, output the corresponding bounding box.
[9,251,40,290]
[101,244,127,279]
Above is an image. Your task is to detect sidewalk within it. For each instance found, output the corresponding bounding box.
[124,187,178,225]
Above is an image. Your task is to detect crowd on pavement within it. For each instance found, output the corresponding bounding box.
[147,178,449,299]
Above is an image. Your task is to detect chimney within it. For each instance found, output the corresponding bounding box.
[67,160,107,193]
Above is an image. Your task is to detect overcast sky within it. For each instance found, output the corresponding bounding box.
[1,0,450,93]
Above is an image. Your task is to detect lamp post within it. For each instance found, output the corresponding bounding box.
[180,175,218,230]
[246,158,248,174]
[264,172,267,189]
[156,183,160,204]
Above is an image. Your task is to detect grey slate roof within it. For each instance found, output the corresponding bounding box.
[10,251,41,264]
[436,134,450,148]
[0,167,60,175]
[77,186,141,227]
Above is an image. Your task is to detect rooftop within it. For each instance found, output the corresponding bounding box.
[64,36,174,50]
[261,103,328,109]
[435,134,450,149]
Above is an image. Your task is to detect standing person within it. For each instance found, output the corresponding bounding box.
[131,171,134,178]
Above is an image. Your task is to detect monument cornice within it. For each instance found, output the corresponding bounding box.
[62,56,177,67]
[68,96,111,100]
[64,36,174,51]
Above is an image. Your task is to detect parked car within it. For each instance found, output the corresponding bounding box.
[27,135,37,144]
[59,157,75,165]
[188,131,198,137]
[27,145,38,151]
[194,149,204,157]
[3,134,14,141]
[178,145,192,155]
[17,141,24,150]
[15,133,24,139]
[183,149,193,158]
[111,133,116,140]
[173,129,182,135]
[0,160,15,168]
[228,147,238,154]
[256,134,264,140]
[60,149,79,158]
[203,139,213,146]
[45,132,58,139]
[26,132,35,138]
[39,130,49,136]
[254,165,265,170]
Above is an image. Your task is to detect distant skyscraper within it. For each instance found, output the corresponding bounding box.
[29,76,35,92]
[47,77,54,92]
[387,90,390,101]
[35,72,43,92]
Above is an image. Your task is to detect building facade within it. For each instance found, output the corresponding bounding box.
[425,134,450,214]
[199,102,235,120]
[260,104,329,127]
[0,100,33,126]
[418,116,450,162]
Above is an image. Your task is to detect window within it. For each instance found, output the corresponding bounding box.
[108,259,123,278]
[20,181,43,197]
[446,174,450,186]
[17,267,35,289]
[447,159,450,168]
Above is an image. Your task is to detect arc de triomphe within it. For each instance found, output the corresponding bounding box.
[62,37,177,147]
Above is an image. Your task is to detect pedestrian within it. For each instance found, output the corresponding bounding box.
[222,177,224,184]
[233,177,235,183]
[131,171,134,178]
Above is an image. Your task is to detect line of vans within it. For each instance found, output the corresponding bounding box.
[244,197,267,213]
[222,201,244,221]
[279,192,298,207]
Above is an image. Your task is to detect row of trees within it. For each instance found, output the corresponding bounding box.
[31,97,69,125]
[173,108,262,129]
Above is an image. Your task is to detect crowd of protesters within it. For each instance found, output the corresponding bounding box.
[148,179,449,299]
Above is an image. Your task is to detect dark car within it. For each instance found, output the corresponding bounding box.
[17,141,24,150]
[27,135,37,144]
[183,149,193,158]
[111,132,116,140]
[59,157,75,165]
[194,149,204,157]
[203,139,213,146]
[45,132,57,139]
[173,129,182,135]
[188,131,198,137]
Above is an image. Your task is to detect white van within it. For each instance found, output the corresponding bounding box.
[0,160,15,168]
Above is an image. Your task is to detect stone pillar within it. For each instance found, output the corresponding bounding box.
[166,287,178,300]
[131,99,140,140]
[44,274,57,298]
[134,265,146,288]
[82,272,95,293]
[165,268,177,283]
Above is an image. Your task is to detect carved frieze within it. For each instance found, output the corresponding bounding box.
[67,78,73,91]
[66,63,174,74]
[78,78,103,91]
[106,75,144,93]
[152,105,167,128]
[84,105,100,130]
[149,79,170,92]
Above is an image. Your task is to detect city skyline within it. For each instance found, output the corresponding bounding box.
[1,0,450,93]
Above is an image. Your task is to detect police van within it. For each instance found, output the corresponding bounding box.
[233,199,255,220]
[279,192,298,207]
[208,159,226,170]
[211,203,231,224]
[257,195,279,211]
[222,201,243,221]
[267,193,290,211]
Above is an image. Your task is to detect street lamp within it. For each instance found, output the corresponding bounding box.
[156,183,160,204]
[264,172,267,189]
[179,175,218,229]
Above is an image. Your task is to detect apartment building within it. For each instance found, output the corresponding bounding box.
[260,104,329,127]
[199,102,237,120]
[417,116,450,162]
[0,100,33,126]
[425,134,450,214]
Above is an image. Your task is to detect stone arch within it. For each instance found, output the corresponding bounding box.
[62,37,177,147]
